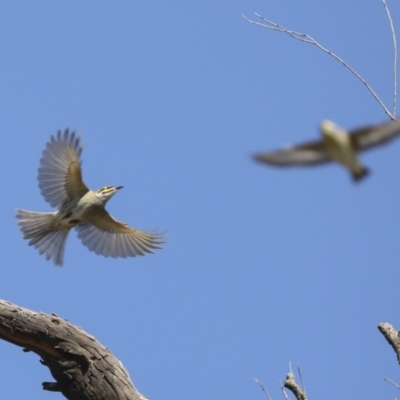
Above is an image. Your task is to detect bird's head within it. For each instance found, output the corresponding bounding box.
[95,186,123,204]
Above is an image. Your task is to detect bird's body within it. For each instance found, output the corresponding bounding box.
[16,130,164,266]
[321,120,368,180]
[253,119,400,181]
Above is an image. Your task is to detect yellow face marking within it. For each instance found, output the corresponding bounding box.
[100,186,115,194]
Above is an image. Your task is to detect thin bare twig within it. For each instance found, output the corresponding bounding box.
[241,12,396,120]
[254,378,273,400]
[297,367,306,398]
[384,376,400,390]
[382,0,397,115]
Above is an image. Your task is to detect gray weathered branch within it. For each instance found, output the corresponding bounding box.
[283,372,307,400]
[0,298,147,400]
[378,322,400,364]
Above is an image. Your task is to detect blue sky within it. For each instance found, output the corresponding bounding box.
[1,1,400,399]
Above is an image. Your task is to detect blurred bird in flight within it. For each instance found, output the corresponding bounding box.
[254,120,400,181]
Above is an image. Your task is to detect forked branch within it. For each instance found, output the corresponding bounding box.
[282,369,307,400]
[242,1,398,121]
[255,366,307,400]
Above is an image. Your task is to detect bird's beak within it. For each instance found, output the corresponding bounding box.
[116,186,124,190]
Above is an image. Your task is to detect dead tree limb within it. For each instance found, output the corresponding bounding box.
[0,298,148,400]
[378,322,400,364]
[283,372,307,400]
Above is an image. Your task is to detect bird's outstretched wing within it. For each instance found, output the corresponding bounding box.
[350,120,400,152]
[38,129,89,207]
[76,206,165,258]
[253,139,331,167]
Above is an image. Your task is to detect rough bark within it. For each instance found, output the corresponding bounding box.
[283,372,307,400]
[0,298,148,400]
[378,322,400,364]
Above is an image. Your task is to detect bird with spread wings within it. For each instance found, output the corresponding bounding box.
[254,120,400,181]
[16,130,164,266]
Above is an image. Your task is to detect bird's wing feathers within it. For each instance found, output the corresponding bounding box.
[76,206,164,258]
[65,161,89,199]
[350,120,400,151]
[253,139,331,166]
[38,129,89,207]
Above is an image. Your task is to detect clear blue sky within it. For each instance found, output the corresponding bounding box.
[1,1,400,399]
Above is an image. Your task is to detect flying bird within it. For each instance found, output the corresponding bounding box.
[16,129,164,266]
[253,119,400,181]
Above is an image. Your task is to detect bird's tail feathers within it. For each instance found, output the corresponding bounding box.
[16,209,69,266]
[352,167,370,182]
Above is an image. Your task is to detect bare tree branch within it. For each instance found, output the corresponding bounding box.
[384,376,400,390]
[254,378,273,400]
[283,372,307,400]
[378,322,400,364]
[382,0,398,115]
[297,367,306,397]
[0,298,147,400]
[241,12,397,120]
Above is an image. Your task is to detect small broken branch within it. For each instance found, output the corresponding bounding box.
[0,298,147,400]
[378,322,400,364]
[283,372,307,400]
